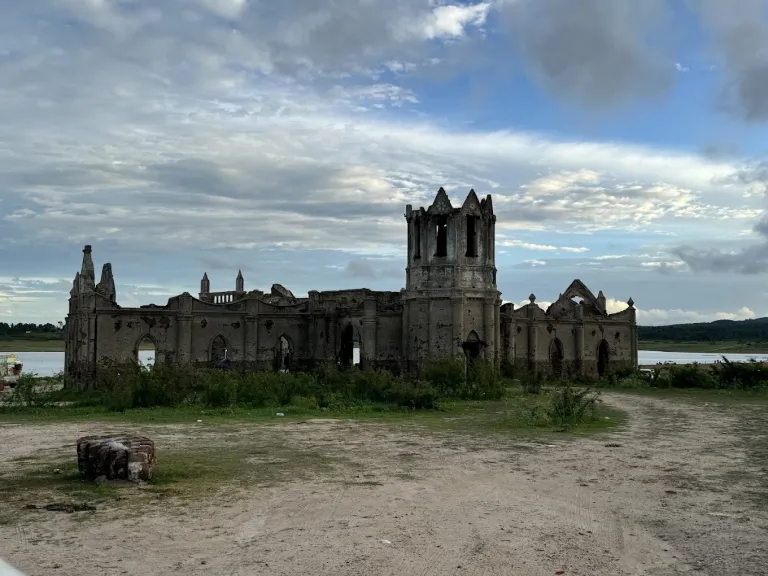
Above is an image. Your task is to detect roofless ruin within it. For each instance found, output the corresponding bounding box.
[65,188,638,383]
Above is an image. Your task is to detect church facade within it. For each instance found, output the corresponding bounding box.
[64,188,638,383]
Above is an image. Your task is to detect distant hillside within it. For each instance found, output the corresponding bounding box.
[639,317,768,342]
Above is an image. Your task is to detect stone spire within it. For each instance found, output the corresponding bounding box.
[597,289,607,311]
[236,269,244,293]
[97,263,116,302]
[200,272,210,296]
[81,245,95,282]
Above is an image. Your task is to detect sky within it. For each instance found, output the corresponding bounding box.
[1,0,768,326]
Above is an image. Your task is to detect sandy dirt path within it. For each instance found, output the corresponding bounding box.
[1,393,767,576]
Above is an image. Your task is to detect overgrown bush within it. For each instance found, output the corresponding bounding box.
[547,385,600,430]
[2,373,58,408]
[710,356,768,390]
[422,357,504,401]
[521,371,544,394]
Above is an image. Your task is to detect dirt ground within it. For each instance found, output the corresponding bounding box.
[1,393,767,576]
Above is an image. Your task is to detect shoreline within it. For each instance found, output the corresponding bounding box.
[2,339,768,354]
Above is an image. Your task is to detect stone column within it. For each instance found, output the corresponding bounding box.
[87,313,97,368]
[631,325,638,369]
[505,321,514,363]
[401,298,410,373]
[176,313,193,365]
[244,315,257,368]
[361,318,376,366]
[527,323,538,373]
[483,299,495,362]
[427,299,436,359]
[451,295,464,356]
[494,300,501,366]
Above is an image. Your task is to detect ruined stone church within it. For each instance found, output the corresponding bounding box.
[65,188,638,382]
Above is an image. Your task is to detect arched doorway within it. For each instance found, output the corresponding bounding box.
[210,335,227,365]
[275,335,292,372]
[339,323,362,369]
[549,338,564,377]
[135,335,156,367]
[597,339,610,376]
[462,330,484,361]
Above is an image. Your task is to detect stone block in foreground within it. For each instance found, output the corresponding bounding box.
[76,435,155,483]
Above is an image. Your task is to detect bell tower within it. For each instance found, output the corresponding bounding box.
[402,188,501,374]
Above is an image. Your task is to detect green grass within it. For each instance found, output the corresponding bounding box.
[638,339,768,354]
[609,386,768,406]
[0,339,65,352]
[0,386,622,432]
[0,440,345,525]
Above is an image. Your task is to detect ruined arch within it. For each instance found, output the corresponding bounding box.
[274,334,293,372]
[209,334,228,364]
[134,334,157,366]
[549,338,564,377]
[597,339,610,377]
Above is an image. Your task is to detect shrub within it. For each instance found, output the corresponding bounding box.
[422,357,467,398]
[710,356,768,390]
[664,363,717,389]
[547,385,600,430]
[521,371,543,395]
[3,372,57,408]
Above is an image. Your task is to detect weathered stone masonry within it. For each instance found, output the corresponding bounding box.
[65,188,637,383]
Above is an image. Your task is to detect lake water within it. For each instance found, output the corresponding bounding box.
[6,350,768,378]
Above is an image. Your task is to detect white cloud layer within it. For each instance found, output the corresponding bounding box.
[0,0,767,323]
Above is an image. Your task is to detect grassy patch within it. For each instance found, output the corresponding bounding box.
[0,339,65,352]
[0,386,624,435]
[638,340,768,354]
[609,387,768,406]
[0,438,347,525]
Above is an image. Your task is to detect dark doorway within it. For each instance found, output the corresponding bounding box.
[275,335,291,372]
[462,330,484,371]
[549,338,564,377]
[210,335,227,364]
[597,339,610,376]
[339,324,361,369]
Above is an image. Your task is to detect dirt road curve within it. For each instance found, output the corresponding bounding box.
[1,393,766,576]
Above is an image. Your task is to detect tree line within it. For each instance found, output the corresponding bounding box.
[0,322,64,340]
[638,317,768,342]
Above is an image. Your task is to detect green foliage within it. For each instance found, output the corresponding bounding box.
[2,372,57,408]
[521,371,544,395]
[639,317,768,342]
[422,357,504,401]
[710,356,768,390]
[597,357,768,391]
[547,385,601,430]
[62,360,468,412]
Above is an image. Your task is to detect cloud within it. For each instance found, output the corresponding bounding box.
[672,160,768,273]
[500,239,588,252]
[692,0,768,122]
[344,259,378,279]
[1,0,768,323]
[497,0,676,109]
